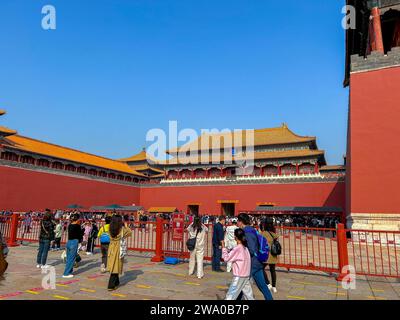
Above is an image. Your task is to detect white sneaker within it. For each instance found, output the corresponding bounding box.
[36,264,41,268]
[86,252,93,255]
[272,287,277,293]
[267,284,272,290]
[41,264,51,269]
[62,274,74,278]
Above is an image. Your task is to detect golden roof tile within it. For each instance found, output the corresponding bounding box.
[5,135,145,176]
[148,207,178,213]
[0,126,17,136]
[167,124,315,154]
[0,110,6,116]
[118,149,158,163]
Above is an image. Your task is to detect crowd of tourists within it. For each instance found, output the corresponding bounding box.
[186,213,280,300]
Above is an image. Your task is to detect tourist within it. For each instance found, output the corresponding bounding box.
[222,228,254,300]
[62,213,83,278]
[98,215,112,273]
[260,218,279,293]
[81,220,92,252]
[106,214,132,291]
[0,230,9,276]
[212,215,225,272]
[224,218,238,272]
[51,218,63,251]
[36,210,55,269]
[237,213,273,300]
[86,219,98,255]
[187,216,209,279]
[23,212,32,234]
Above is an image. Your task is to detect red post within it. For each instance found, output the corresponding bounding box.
[370,7,384,54]
[7,213,20,247]
[151,217,164,262]
[336,223,350,282]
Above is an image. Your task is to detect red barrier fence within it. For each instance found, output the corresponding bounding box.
[1,213,400,279]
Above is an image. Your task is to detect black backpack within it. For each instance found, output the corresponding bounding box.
[269,231,282,256]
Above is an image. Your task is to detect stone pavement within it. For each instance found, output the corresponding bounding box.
[0,244,399,300]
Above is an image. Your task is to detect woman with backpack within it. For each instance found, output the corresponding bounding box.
[187,216,208,279]
[260,218,280,294]
[36,210,55,269]
[106,214,132,291]
[98,215,112,273]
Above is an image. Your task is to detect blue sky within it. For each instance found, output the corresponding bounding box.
[0,0,348,164]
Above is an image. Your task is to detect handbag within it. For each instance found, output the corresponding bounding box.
[186,228,200,251]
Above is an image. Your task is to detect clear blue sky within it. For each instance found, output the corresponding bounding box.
[0,0,348,164]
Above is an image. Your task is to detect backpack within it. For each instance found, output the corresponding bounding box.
[247,228,269,263]
[268,231,282,257]
[99,225,110,244]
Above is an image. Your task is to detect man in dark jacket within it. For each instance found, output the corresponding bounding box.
[212,215,225,272]
[237,213,273,300]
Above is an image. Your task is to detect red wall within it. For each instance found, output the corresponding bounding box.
[348,66,400,214]
[0,166,140,211]
[140,182,345,215]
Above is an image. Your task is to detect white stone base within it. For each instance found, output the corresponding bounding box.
[347,212,400,231]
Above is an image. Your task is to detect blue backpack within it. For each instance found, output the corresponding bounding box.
[99,225,110,244]
[247,228,269,263]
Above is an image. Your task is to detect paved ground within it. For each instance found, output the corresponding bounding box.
[0,244,399,300]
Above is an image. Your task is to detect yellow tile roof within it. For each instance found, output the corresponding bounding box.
[128,163,164,174]
[118,149,158,163]
[159,149,324,165]
[0,126,17,136]
[148,207,178,213]
[320,165,345,171]
[167,124,315,154]
[4,135,145,176]
[0,110,6,116]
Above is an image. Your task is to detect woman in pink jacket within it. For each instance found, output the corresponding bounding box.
[222,228,254,300]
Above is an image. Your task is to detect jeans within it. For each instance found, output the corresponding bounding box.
[87,237,96,253]
[36,239,50,265]
[63,239,78,276]
[252,268,274,300]
[212,245,222,270]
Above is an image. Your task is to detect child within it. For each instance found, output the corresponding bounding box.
[51,219,63,251]
[86,219,98,255]
[222,228,254,300]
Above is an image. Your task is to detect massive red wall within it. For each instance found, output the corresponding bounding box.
[0,165,140,211]
[348,66,400,214]
[140,181,345,215]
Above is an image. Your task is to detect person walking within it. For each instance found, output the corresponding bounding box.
[86,219,98,255]
[212,215,225,272]
[222,228,254,300]
[224,218,238,272]
[51,218,63,251]
[260,218,279,294]
[106,215,132,291]
[97,215,112,273]
[36,210,55,269]
[237,213,273,300]
[187,216,208,279]
[62,213,83,278]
